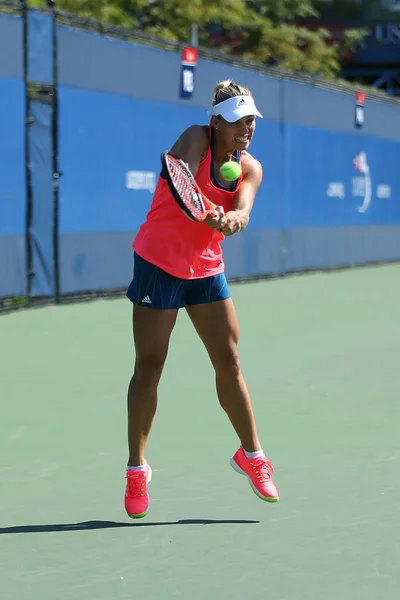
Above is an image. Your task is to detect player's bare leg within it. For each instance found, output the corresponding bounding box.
[187,299,279,502]
[186,298,260,451]
[125,305,178,518]
[128,305,178,465]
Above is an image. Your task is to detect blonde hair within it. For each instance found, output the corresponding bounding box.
[211,79,252,107]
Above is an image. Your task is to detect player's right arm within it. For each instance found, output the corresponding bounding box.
[169,125,209,177]
[169,125,225,229]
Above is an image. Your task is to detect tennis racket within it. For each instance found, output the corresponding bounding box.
[161,151,218,223]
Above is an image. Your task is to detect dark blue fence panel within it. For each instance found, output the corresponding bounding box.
[28,11,54,84]
[28,101,55,297]
[0,14,26,299]
[0,79,26,298]
[0,14,23,79]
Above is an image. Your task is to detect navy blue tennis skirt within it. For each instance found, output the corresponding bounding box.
[126,253,231,309]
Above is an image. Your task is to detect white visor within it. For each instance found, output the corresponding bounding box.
[207,95,263,123]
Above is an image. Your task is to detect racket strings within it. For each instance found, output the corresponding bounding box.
[169,161,204,215]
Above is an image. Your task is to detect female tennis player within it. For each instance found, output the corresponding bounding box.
[124,80,279,518]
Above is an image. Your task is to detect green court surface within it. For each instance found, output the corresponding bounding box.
[1,265,400,600]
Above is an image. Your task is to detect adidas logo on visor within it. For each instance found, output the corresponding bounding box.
[237,98,247,106]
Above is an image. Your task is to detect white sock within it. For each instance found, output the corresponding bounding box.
[127,465,146,471]
[243,448,265,460]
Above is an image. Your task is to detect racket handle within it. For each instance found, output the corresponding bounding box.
[209,204,224,219]
[202,194,224,224]
[207,207,226,230]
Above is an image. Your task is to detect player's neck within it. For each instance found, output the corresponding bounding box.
[212,139,237,165]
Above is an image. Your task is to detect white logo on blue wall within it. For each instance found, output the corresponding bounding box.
[353,152,371,213]
[327,182,345,199]
[182,69,194,93]
[327,152,391,212]
[126,171,156,193]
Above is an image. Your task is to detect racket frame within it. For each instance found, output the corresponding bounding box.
[161,151,215,222]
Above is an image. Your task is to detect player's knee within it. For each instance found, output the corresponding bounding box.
[213,345,241,378]
[134,355,166,386]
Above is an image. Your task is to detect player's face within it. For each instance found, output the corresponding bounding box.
[215,115,256,150]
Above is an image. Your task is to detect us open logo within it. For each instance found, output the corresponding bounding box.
[326,152,391,212]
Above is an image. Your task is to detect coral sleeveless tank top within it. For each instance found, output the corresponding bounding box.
[133,129,243,279]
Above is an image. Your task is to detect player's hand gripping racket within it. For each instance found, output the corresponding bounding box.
[161,151,219,223]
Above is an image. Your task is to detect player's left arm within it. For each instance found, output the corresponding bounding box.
[220,155,263,236]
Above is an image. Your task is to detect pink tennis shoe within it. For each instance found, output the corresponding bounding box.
[124,448,278,518]
[124,462,152,519]
[230,447,279,502]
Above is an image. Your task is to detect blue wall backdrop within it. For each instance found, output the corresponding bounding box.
[1,10,400,299]
[0,15,26,298]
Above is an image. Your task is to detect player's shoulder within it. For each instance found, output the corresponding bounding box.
[179,124,209,144]
[240,150,263,177]
[173,125,210,160]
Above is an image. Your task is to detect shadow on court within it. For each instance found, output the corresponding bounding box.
[0,518,260,534]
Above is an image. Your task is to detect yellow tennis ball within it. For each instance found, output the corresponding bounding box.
[220,161,242,182]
